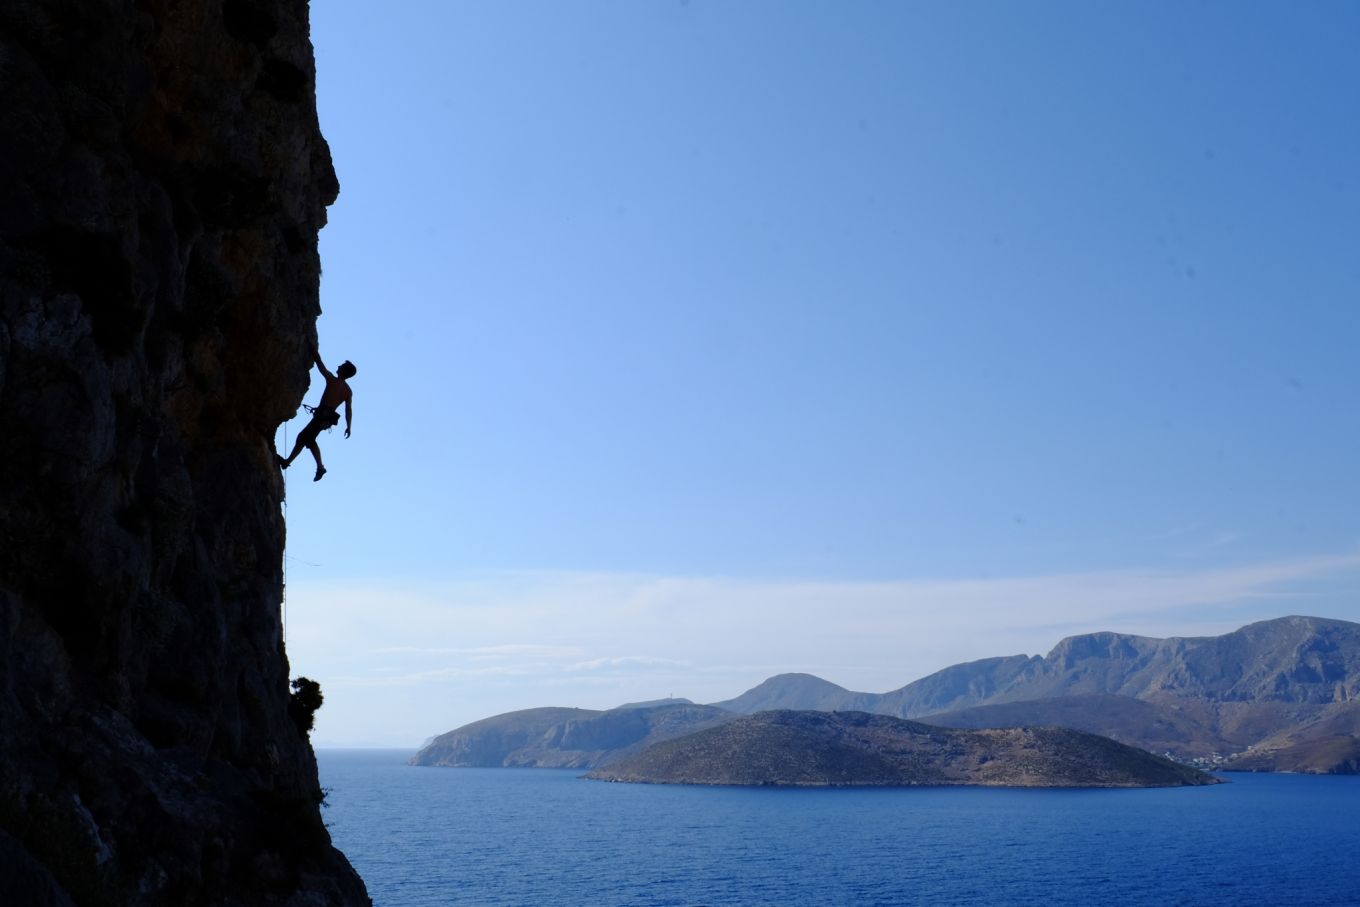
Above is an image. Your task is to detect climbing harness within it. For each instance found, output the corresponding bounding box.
[303,403,341,431]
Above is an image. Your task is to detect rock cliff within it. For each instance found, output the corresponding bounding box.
[1,0,367,903]
[882,616,1360,713]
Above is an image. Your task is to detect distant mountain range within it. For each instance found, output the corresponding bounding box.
[411,615,1360,775]
[720,615,1360,715]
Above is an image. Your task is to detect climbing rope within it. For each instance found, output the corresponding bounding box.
[281,420,288,644]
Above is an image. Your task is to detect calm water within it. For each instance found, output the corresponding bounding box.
[319,749,1360,906]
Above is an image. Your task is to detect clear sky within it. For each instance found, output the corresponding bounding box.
[282,1,1360,746]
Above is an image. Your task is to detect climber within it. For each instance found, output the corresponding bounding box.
[277,353,355,481]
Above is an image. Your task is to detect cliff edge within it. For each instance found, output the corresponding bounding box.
[0,0,367,903]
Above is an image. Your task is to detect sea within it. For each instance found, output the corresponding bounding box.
[318,749,1360,906]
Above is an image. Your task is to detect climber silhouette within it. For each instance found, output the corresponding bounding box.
[277,354,355,481]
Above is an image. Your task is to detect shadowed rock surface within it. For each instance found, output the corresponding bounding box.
[1224,701,1360,774]
[411,703,735,769]
[587,710,1219,788]
[1,0,367,903]
[921,693,1235,753]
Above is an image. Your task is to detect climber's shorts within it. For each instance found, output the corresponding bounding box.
[298,406,339,445]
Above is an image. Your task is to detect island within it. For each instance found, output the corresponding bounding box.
[586,710,1220,788]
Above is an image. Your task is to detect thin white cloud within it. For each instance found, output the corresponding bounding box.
[1146,523,1200,541]
[568,655,691,672]
[371,643,586,658]
[328,663,547,686]
[1206,530,1243,549]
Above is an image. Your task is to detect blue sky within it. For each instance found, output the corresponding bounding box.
[283,2,1360,746]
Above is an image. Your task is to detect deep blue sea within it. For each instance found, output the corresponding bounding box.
[318,749,1360,906]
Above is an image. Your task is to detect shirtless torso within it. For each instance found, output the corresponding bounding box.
[314,356,354,437]
[318,371,352,412]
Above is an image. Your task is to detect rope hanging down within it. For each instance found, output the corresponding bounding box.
[281,421,288,644]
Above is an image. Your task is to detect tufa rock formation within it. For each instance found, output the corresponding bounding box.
[0,0,367,903]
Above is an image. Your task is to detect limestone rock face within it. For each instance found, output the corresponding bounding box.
[0,0,367,903]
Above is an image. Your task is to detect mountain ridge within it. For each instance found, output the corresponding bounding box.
[868,615,1360,716]
[716,615,1360,771]
[414,616,1360,774]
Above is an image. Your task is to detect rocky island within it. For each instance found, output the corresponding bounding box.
[587,710,1219,788]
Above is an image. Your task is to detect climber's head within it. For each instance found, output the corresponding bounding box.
[338,361,357,379]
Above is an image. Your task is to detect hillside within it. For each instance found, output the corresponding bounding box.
[922,693,1238,756]
[1224,701,1360,774]
[411,703,734,769]
[587,710,1218,788]
[711,673,881,713]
